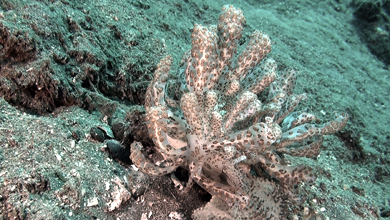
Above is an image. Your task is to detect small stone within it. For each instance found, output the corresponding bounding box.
[90,127,105,142]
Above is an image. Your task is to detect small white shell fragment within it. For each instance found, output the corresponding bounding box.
[169,211,184,219]
[170,174,183,190]
[141,213,148,220]
[87,197,99,207]
[131,164,139,171]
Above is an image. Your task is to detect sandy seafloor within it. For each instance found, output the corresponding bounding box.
[0,0,389,219]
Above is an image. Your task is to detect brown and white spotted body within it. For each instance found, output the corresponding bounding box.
[130,5,348,219]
